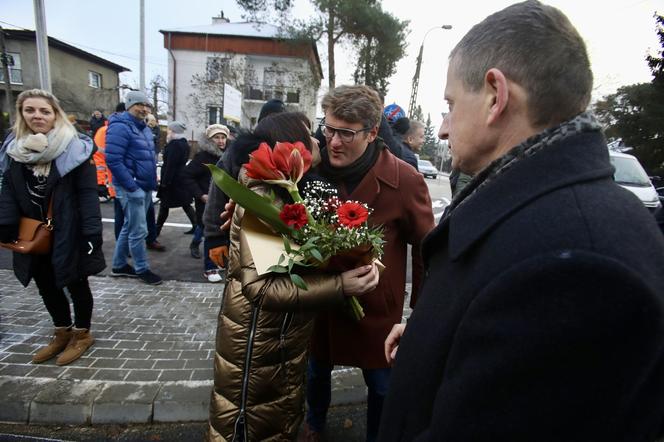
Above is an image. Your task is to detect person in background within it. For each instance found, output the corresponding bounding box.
[182,123,229,283]
[89,110,106,138]
[106,91,162,285]
[403,120,425,155]
[206,111,380,441]
[390,116,419,170]
[155,121,196,237]
[0,89,105,365]
[146,113,161,157]
[379,2,664,440]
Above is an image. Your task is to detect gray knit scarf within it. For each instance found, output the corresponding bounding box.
[447,111,602,216]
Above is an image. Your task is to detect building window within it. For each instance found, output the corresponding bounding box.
[207,57,230,82]
[208,106,223,126]
[89,71,102,88]
[0,52,23,84]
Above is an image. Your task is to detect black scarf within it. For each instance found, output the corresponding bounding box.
[320,139,384,195]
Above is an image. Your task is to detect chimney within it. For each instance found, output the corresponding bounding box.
[212,10,230,25]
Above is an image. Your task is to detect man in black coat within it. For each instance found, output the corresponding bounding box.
[378,2,664,441]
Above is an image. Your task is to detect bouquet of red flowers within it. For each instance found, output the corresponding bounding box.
[208,141,384,321]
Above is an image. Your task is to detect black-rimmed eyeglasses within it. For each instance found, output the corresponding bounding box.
[319,119,373,143]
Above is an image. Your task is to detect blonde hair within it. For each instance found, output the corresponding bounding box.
[13,89,74,139]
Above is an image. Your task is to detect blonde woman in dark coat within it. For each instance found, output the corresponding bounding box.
[0,89,104,366]
[207,113,379,441]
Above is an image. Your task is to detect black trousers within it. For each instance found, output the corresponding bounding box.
[32,256,94,329]
[156,204,196,234]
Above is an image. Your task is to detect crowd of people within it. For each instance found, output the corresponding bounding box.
[1,1,664,441]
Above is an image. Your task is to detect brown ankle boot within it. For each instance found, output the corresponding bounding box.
[32,326,73,363]
[55,328,95,366]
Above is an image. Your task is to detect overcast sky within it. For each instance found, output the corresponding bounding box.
[2,0,661,130]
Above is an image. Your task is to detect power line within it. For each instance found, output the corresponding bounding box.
[0,19,167,67]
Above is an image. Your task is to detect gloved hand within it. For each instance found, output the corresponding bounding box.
[209,245,229,268]
[82,234,103,255]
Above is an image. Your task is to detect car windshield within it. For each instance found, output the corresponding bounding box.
[418,160,434,168]
[610,156,651,187]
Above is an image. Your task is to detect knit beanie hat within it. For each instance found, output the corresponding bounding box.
[206,124,230,139]
[168,121,186,134]
[125,91,151,110]
[258,99,286,122]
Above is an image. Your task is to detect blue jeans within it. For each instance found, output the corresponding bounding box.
[115,198,157,244]
[113,186,152,273]
[306,358,390,442]
[193,224,215,271]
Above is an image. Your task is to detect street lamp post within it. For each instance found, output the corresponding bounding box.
[408,25,452,118]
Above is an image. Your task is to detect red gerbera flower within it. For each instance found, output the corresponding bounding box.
[337,202,369,228]
[279,203,308,230]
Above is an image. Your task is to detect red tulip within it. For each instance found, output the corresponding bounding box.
[272,141,312,184]
[245,143,286,181]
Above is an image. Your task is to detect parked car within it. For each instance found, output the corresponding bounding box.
[418,159,439,179]
[609,151,662,212]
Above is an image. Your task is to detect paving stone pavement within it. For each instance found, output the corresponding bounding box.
[0,269,412,425]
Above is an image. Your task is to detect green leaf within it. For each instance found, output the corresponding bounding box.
[206,164,292,235]
[290,273,308,290]
[287,258,294,272]
[282,235,292,253]
[278,254,285,266]
[267,265,288,274]
[310,248,323,262]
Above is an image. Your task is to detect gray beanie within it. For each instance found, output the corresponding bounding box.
[168,121,186,134]
[125,91,152,110]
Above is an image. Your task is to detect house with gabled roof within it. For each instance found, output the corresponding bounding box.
[160,12,323,137]
[0,29,129,122]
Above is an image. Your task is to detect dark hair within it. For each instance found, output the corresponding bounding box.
[115,102,126,112]
[392,117,410,136]
[257,99,286,122]
[450,0,592,127]
[254,111,313,152]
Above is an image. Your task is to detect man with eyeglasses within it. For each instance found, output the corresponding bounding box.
[303,84,435,442]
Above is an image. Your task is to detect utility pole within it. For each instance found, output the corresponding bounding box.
[139,0,145,92]
[33,0,52,91]
[0,26,15,122]
[408,25,452,118]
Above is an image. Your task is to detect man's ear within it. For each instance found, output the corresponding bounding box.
[366,125,379,143]
[484,68,509,125]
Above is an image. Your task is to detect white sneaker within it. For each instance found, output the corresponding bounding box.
[204,269,223,283]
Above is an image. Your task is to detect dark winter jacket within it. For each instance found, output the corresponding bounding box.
[105,112,157,192]
[89,115,107,137]
[378,129,664,441]
[182,141,222,225]
[157,137,191,208]
[401,142,419,171]
[0,134,106,288]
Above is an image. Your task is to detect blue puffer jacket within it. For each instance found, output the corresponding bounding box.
[105,112,157,192]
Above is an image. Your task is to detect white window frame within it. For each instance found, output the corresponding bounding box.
[207,105,223,125]
[0,52,23,85]
[88,71,102,88]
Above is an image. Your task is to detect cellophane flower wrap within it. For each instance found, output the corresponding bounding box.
[208,141,384,321]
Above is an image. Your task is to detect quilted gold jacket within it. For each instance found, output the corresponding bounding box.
[207,172,345,441]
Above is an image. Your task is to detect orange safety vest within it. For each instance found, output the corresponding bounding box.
[93,122,116,198]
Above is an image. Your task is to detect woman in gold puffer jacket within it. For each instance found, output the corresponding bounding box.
[207,113,379,442]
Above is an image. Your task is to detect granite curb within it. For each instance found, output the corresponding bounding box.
[0,270,399,425]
